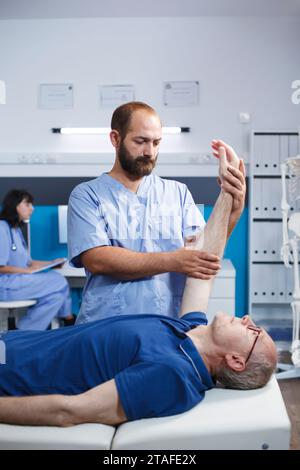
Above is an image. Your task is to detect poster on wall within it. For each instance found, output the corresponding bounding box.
[38,83,73,109]
[99,84,135,107]
[163,81,199,107]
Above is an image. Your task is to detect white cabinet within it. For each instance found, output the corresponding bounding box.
[249,131,299,344]
[207,259,235,323]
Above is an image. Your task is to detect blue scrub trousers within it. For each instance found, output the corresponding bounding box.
[0,271,72,330]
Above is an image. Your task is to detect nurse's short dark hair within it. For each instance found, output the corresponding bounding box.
[111,101,160,139]
[0,189,33,227]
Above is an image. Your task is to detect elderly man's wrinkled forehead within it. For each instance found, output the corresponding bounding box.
[213,312,277,357]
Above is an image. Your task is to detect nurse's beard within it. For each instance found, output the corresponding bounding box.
[118,141,158,178]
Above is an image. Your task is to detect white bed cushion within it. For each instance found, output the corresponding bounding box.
[0,377,290,450]
[0,422,115,450]
[112,376,290,450]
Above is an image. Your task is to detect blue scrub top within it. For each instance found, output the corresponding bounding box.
[68,173,205,323]
[0,311,215,420]
[0,221,31,288]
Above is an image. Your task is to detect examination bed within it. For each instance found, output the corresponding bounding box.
[0,376,290,450]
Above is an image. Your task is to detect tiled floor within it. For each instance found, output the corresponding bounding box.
[277,351,300,450]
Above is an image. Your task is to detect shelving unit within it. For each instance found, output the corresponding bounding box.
[249,131,299,348]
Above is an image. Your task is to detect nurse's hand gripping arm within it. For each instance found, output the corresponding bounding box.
[81,246,221,281]
[212,139,246,239]
[179,144,240,317]
[0,379,127,427]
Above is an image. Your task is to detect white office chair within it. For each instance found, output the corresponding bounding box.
[277,155,300,379]
[0,300,37,330]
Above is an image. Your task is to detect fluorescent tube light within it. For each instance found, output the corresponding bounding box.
[52,127,190,135]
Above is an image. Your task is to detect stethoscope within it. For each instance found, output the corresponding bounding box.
[6,221,29,252]
[8,223,26,252]
[9,226,17,251]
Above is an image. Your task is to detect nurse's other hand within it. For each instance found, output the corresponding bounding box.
[219,159,246,215]
[172,248,221,279]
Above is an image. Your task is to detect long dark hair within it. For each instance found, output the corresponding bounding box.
[0,189,33,227]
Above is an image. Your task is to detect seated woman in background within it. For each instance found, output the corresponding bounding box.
[0,189,75,330]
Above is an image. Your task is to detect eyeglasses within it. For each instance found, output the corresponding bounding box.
[245,325,262,363]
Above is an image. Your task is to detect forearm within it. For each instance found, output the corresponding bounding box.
[227,209,243,240]
[188,190,233,256]
[180,190,233,315]
[0,265,29,274]
[30,260,50,267]
[0,395,76,427]
[82,246,175,280]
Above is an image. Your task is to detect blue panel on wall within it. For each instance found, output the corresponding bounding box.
[30,206,81,314]
[30,206,67,260]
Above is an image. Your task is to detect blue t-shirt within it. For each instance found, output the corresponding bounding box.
[0,312,214,421]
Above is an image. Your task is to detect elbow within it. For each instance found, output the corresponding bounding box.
[56,411,75,427]
[80,253,105,275]
[55,396,82,427]
[84,261,102,275]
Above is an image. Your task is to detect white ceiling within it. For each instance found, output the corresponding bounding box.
[0,0,300,19]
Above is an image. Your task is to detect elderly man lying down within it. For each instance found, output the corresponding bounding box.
[0,142,277,427]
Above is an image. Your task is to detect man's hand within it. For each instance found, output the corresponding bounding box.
[211,139,246,218]
[211,139,240,170]
[172,248,221,280]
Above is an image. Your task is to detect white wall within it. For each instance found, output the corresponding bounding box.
[0,16,299,159]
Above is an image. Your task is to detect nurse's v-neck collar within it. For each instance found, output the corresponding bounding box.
[102,172,151,197]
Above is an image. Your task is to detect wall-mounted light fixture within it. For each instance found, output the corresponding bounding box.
[51,127,190,135]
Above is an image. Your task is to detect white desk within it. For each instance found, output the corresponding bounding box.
[55,259,236,321]
[54,263,85,288]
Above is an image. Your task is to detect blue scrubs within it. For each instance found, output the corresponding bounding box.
[0,311,215,420]
[68,173,205,323]
[0,221,72,330]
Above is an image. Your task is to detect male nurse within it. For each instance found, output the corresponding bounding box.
[68,102,245,323]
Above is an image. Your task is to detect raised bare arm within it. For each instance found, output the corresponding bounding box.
[179,144,240,316]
